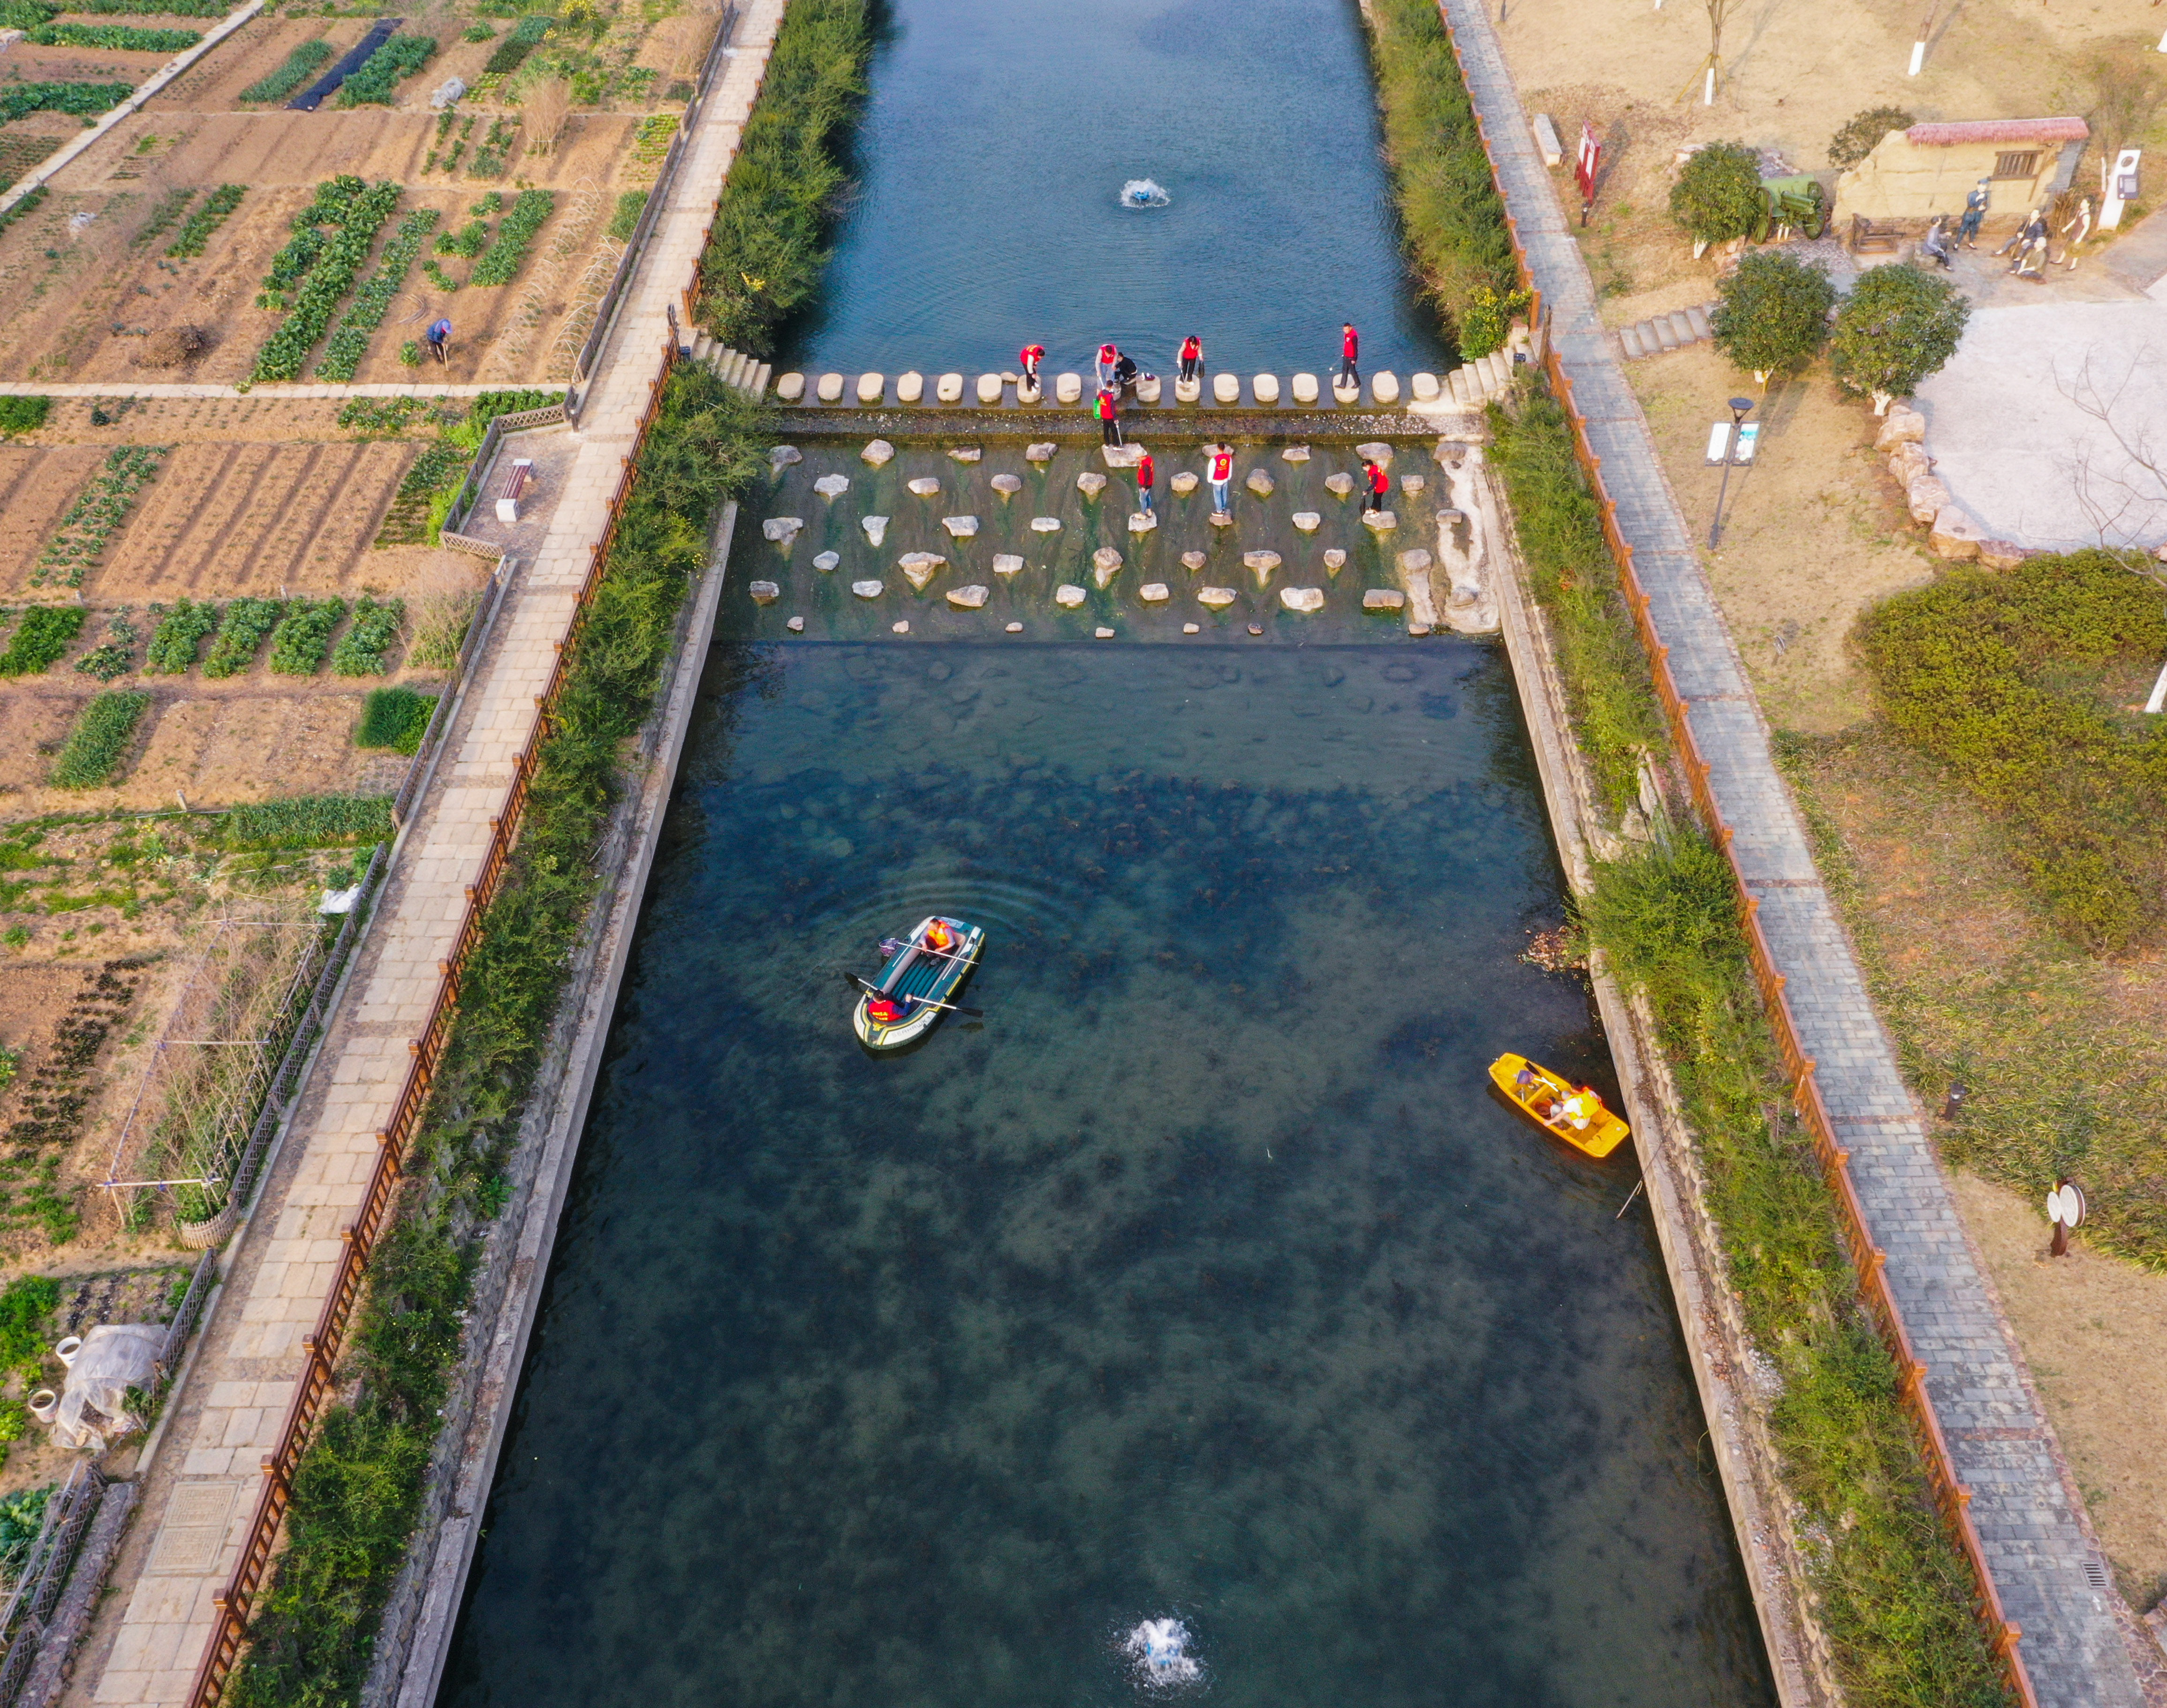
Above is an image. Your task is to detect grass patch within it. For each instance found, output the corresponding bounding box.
[167,183,245,258]
[0,607,84,677]
[50,691,150,788]
[467,188,553,286]
[335,33,435,107]
[606,187,645,242]
[241,38,332,104]
[144,599,218,673]
[203,597,281,678]
[222,794,392,850]
[355,686,435,753]
[266,598,347,676]
[331,596,403,675]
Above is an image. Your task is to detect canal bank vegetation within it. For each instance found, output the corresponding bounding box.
[225,366,768,1708]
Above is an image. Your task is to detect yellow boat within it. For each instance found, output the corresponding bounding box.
[1488,1053,1630,1159]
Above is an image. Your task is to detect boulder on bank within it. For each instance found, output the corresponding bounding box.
[947,584,990,609]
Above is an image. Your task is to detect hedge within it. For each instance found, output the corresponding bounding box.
[50,691,150,788]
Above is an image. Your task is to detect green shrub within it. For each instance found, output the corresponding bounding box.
[0,0,53,29]
[0,83,131,123]
[203,597,282,678]
[316,207,439,380]
[223,794,393,850]
[144,598,219,673]
[435,218,489,258]
[1457,284,1530,364]
[29,21,198,49]
[1669,141,1764,243]
[240,38,332,103]
[50,690,150,788]
[461,22,493,41]
[0,397,49,438]
[1710,249,1835,378]
[1828,106,1913,169]
[266,599,348,675]
[332,597,403,675]
[1856,552,2167,949]
[336,34,435,107]
[355,686,436,752]
[1828,261,1971,403]
[467,188,553,285]
[606,187,645,241]
[0,607,84,676]
[166,183,244,257]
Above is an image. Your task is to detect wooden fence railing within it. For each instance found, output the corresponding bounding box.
[1437,10,2037,1706]
[183,346,680,1708]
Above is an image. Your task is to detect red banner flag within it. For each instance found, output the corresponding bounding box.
[1575,121,1601,221]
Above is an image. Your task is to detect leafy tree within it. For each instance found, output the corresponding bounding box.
[1668,142,1763,244]
[1711,251,1835,379]
[1827,106,1913,168]
[1828,262,1971,411]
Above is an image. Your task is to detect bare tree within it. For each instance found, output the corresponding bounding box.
[2055,346,2167,575]
[524,76,571,156]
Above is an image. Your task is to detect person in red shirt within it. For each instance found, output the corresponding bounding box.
[1096,342,1120,391]
[1338,321,1359,389]
[1361,456,1389,512]
[1019,344,1045,394]
[1136,448,1155,514]
[1177,334,1203,384]
[1096,387,1122,448]
[1207,442,1234,515]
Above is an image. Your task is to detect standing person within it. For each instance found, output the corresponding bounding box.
[2060,196,2093,270]
[1097,342,1120,391]
[1337,321,1359,390]
[1177,334,1203,384]
[1957,178,1988,248]
[1135,447,1155,514]
[1206,442,1234,516]
[1096,387,1123,448]
[425,318,451,364]
[1361,456,1389,513]
[1019,343,1045,394]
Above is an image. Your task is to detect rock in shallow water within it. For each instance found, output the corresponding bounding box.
[1356,441,1392,467]
[1025,442,1058,463]
[947,446,982,463]
[1128,510,1157,532]
[1170,471,1198,495]
[770,446,801,471]
[898,552,947,591]
[1291,511,1319,532]
[1325,472,1355,497]
[861,515,889,546]
[1242,550,1281,586]
[1006,621,1024,632]
[862,439,895,466]
[1139,582,1170,603]
[1364,589,1406,610]
[991,474,1022,495]
[1181,550,1206,570]
[786,615,805,631]
[1030,516,1061,533]
[762,516,803,544]
[749,580,780,604]
[1183,622,1200,634]
[1323,549,1347,573]
[1055,585,1086,607]
[993,554,1024,577]
[1092,546,1124,588]
[907,477,941,496]
[1076,471,1107,497]
[1245,470,1274,497]
[814,474,850,498]
[851,579,884,599]
[947,584,989,609]
[1281,445,1311,463]
[813,551,839,572]
[1363,510,1397,532]
[942,515,979,538]
[1197,586,1237,609]
[1398,548,1433,575]
[1280,586,1325,613]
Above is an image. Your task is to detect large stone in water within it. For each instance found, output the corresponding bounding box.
[1363,588,1406,611]
[991,474,1022,495]
[813,551,840,572]
[816,372,844,402]
[1197,586,1238,609]
[1055,584,1087,607]
[1253,374,1281,404]
[856,372,885,404]
[1102,443,1144,468]
[1401,474,1424,493]
[942,515,979,538]
[1245,470,1273,497]
[1355,442,1393,467]
[899,552,947,591]
[1006,621,1024,632]
[787,615,805,632]
[862,439,895,466]
[861,515,889,546]
[1092,547,1124,588]
[762,516,803,543]
[1076,471,1107,496]
[947,584,990,609]
[907,476,941,496]
[976,373,1003,405]
[1371,372,1401,405]
[1030,516,1062,532]
[1398,548,1434,577]
[1411,372,1441,402]
[1242,550,1281,586]
[770,446,802,471]
[1183,622,1200,634]
[1170,471,1199,495]
[1096,627,1116,639]
[896,372,925,403]
[1137,375,1162,404]
[1209,510,1236,528]
[1292,511,1320,532]
[1281,445,1311,463]
[894,621,910,633]
[936,373,964,403]
[1139,582,1171,603]
[1175,376,1202,404]
[1055,373,1084,404]
[814,474,849,498]
[1180,550,1206,570]
[775,372,807,402]
[1323,549,1347,573]
[993,554,1024,577]
[1212,373,1240,405]
[948,446,983,463]
[1280,586,1325,613]
[1129,511,1158,532]
[1025,442,1058,463]
[851,579,884,599]
[749,580,780,604]
[1333,377,1360,402]
[1363,510,1398,532]
[1291,372,1319,405]
[1325,472,1355,497]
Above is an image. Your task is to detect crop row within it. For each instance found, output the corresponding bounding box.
[144,598,218,672]
[266,599,346,674]
[0,82,131,122]
[0,608,83,677]
[469,189,554,286]
[240,37,330,104]
[331,597,404,674]
[251,178,402,383]
[167,184,245,258]
[50,691,150,789]
[31,445,167,590]
[316,208,440,380]
[29,22,198,50]
[482,12,550,75]
[337,33,434,107]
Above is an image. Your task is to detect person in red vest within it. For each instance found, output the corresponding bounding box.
[1177,334,1203,384]
[1135,448,1155,514]
[1097,342,1120,391]
[1019,344,1045,394]
[1338,322,1360,390]
[1361,456,1389,512]
[1207,442,1234,515]
[1096,387,1122,448]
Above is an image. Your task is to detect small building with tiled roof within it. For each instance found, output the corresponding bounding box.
[1834,115,2090,222]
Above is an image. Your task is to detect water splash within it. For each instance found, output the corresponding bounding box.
[1120,178,1171,209]
[1121,1618,1202,1688]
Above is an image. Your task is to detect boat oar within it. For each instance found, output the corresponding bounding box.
[841,971,984,1019]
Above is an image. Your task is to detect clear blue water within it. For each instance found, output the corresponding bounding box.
[781,0,1453,379]
[439,643,1773,1708]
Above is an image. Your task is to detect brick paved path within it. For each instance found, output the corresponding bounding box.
[72,6,788,1705]
[1436,3,2144,1703]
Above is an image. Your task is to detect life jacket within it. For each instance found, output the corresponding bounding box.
[926,921,954,951]
[1209,450,1233,481]
[1366,463,1388,496]
[867,996,901,1023]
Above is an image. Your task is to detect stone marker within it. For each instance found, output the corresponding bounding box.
[948,446,983,463]
[1092,546,1124,587]
[991,474,1022,495]
[770,446,802,471]
[976,373,1004,405]
[1363,510,1398,532]
[813,551,840,572]
[856,372,885,404]
[1077,471,1107,496]
[1292,511,1320,532]
[1410,372,1441,402]
[1055,373,1084,404]
[896,372,925,404]
[1401,474,1424,493]
[750,581,780,603]
[1363,588,1406,611]
[1325,472,1355,497]
[936,372,964,403]
[1025,442,1058,463]
[861,515,889,545]
[1175,377,1202,404]
[1281,445,1311,463]
[1323,548,1347,573]
[851,579,884,599]
[1212,373,1241,405]
[894,621,910,633]
[947,584,990,609]
[1031,516,1061,532]
[1245,470,1273,497]
[907,477,942,496]
[1006,621,1024,633]
[993,554,1025,577]
[1139,582,1170,603]
[1291,373,1320,405]
[817,373,845,402]
[814,474,850,498]
[1197,586,1237,609]
[1129,511,1157,532]
[1371,372,1401,405]
[1170,471,1198,495]
[1929,504,1987,561]
[775,372,807,402]
[1095,628,1115,639]
[1356,441,1393,467]
[942,516,979,538]
[1280,586,1325,613]
[1242,550,1281,586]
[787,615,805,631]
[1181,550,1206,570]
[862,439,895,466]
[1253,374,1281,405]
[899,552,947,590]
[1183,622,1200,634]
[1137,376,1162,404]
[1905,475,1950,524]
[762,516,803,544]
[1531,111,1564,166]
[1055,585,1086,607]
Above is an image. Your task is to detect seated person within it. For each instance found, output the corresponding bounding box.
[924,919,957,955]
[1560,1088,1598,1131]
[1113,352,1140,393]
[865,991,916,1025]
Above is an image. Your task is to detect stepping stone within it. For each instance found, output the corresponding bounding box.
[896,372,925,403]
[861,515,889,545]
[1280,586,1325,613]
[936,372,964,402]
[851,579,884,598]
[1253,374,1281,404]
[817,372,844,402]
[1092,546,1124,587]
[1212,373,1240,405]
[1281,445,1311,462]
[787,615,805,631]
[1209,511,1235,528]
[1182,622,1200,634]
[1242,550,1281,586]
[942,516,979,538]
[1325,472,1355,496]
[1174,376,1202,404]
[749,580,780,603]
[1248,624,1265,635]
[856,372,885,404]
[1410,372,1440,402]
[1245,470,1273,497]
[1401,474,1424,493]
[1129,511,1158,532]
[1409,622,1432,636]
[770,446,801,471]
[1323,549,1347,573]
[947,584,989,609]
[1356,442,1392,466]
[898,552,947,590]
[1102,443,1143,468]
[862,439,895,466]
[1180,550,1206,571]
[1398,548,1433,576]
[993,554,1024,577]
[1077,471,1107,496]
[1170,471,1198,495]
[1363,510,1397,531]
[976,373,1003,404]
[1018,380,1042,404]
[893,621,910,633]
[1292,511,1320,532]
[813,551,839,572]
[1363,588,1406,610]
[1291,372,1319,405]
[1139,582,1170,603]
[1055,373,1084,403]
[1025,442,1058,462]
[762,516,803,543]
[1619,325,1646,360]
[1197,586,1237,609]
[775,372,806,402]
[948,446,983,463]
[1137,376,1162,404]
[1371,372,1401,405]
[1095,628,1115,639]
[1055,585,1086,607]
[814,474,849,498]
[991,474,1022,494]
[1030,516,1061,532]
[1006,621,1024,633]
[907,477,942,496]
[1332,380,1359,404]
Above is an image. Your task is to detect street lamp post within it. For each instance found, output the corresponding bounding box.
[1707,395,1755,549]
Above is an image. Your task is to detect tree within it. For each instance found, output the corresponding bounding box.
[1669,143,1763,246]
[1827,106,1913,169]
[1710,251,1835,380]
[1827,263,1970,412]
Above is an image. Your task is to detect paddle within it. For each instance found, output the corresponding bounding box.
[841,971,984,1019]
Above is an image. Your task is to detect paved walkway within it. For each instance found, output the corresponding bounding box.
[1437,2,2146,1703]
[72,5,788,1705]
